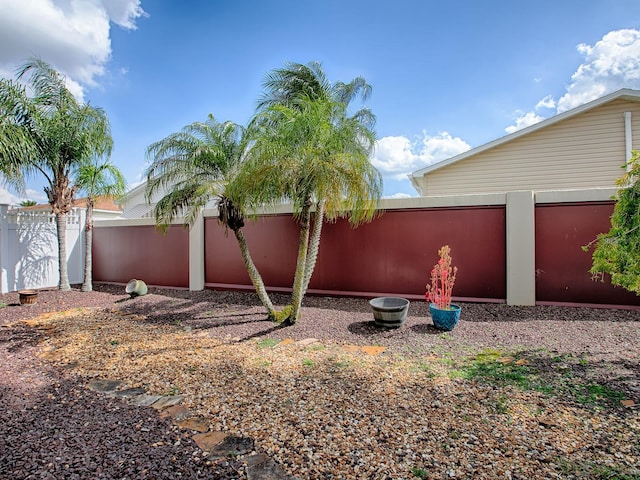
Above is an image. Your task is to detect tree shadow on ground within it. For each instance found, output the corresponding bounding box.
[347,320,444,338]
[114,296,273,329]
[94,284,640,323]
[0,322,43,352]
[410,323,449,335]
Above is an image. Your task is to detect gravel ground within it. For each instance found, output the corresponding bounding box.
[1,284,639,479]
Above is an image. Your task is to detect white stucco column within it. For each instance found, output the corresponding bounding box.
[0,205,8,294]
[506,191,536,305]
[189,210,205,291]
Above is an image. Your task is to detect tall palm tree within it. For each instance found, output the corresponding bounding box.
[238,62,382,324]
[0,77,35,190]
[0,58,112,290]
[145,114,279,318]
[76,158,126,292]
[257,60,372,111]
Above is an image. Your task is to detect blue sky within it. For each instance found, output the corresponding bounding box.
[1,0,640,203]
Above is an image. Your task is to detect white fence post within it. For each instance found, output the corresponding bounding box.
[0,204,9,294]
[506,191,536,305]
[189,210,205,291]
[66,207,85,286]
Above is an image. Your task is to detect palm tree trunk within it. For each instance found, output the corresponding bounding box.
[56,212,71,291]
[288,200,312,324]
[81,204,93,292]
[232,227,277,319]
[302,200,325,296]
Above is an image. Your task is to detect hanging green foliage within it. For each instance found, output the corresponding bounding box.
[584,150,640,294]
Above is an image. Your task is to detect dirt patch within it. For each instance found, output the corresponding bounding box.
[1,285,639,479]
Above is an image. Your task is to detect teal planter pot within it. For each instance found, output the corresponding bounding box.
[429,303,461,331]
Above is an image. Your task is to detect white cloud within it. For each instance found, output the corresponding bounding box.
[0,0,146,100]
[557,29,640,112]
[24,188,48,203]
[0,187,47,205]
[505,28,640,134]
[0,188,22,205]
[504,111,545,134]
[372,132,470,180]
[535,95,556,110]
[101,0,147,29]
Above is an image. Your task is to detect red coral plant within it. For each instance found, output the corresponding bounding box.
[425,245,458,309]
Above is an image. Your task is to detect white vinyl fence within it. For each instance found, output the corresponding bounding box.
[0,204,85,293]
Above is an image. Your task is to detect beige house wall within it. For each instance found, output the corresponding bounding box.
[416,99,640,196]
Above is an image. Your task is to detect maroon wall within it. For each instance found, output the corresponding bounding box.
[535,202,640,306]
[93,225,189,288]
[205,206,507,301]
[205,215,300,289]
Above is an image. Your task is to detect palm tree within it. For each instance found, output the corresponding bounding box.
[0,58,112,290]
[257,60,372,111]
[0,77,35,190]
[76,158,126,292]
[237,62,382,324]
[19,200,37,207]
[145,114,279,318]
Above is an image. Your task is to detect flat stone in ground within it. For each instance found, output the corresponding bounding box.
[151,394,185,410]
[176,416,210,432]
[159,404,191,420]
[245,453,291,480]
[86,379,122,392]
[130,394,163,406]
[109,387,146,398]
[208,435,254,459]
[192,431,228,451]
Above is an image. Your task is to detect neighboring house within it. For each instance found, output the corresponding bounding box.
[409,88,640,196]
[118,182,155,218]
[119,181,220,219]
[74,196,123,219]
[14,196,123,220]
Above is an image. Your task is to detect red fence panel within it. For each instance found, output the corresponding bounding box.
[535,202,640,306]
[93,225,189,288]
[205,215,300,289]
[205,206,506,301]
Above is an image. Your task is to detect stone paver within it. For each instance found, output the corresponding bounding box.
[176,416,209,432]
[192,431,228,451]
[246,452,290,480]
[208,435,254,459]
[86,379,291,479]
[109,387,146,398]
[159,404,191,420]
[86,379,122,392]
[130,394,163,407]
[151,394,185,410]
